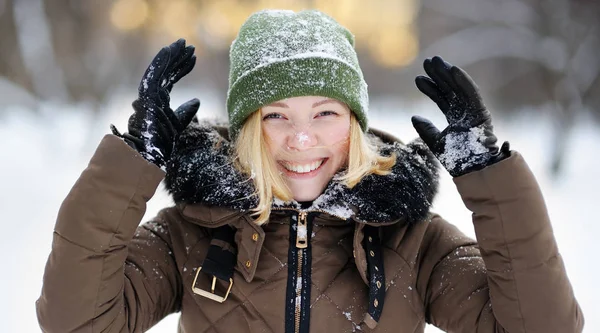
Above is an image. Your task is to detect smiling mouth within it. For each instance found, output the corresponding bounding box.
[280,158,326,174]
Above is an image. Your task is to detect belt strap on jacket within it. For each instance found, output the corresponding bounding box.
[191,225,237,303]
[363,225,386,329]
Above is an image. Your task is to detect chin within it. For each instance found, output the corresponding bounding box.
[292,192,320,202]
[289,181,328,202]
[280,169,334,203]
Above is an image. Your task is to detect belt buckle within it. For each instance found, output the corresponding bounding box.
[191,266,233,303]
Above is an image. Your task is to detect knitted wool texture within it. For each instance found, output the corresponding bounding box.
[226,9,369,139]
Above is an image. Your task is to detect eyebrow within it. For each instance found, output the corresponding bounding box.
[266,98,339,109]
[267,102,289,108]
[311,98,339,108]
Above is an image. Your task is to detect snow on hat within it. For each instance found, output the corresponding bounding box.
[226,9,369,139]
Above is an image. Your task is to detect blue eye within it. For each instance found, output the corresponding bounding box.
[263,113,284,120]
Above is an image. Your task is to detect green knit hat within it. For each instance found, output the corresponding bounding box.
[226,9,369,139]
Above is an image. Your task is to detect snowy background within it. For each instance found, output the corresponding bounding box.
[1,90,598,332]
[2,0,600,331]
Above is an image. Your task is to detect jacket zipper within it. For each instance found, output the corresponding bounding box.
[296,211,308,248]
[273,207,346,333]
[295,211,308,333]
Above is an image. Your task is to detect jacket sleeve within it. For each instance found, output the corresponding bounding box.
[422,152,584,333]
[36,134,182,333]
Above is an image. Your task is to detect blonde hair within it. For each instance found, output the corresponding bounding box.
[233,111,396,225]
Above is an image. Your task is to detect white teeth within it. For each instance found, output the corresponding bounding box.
[284,160,324,173]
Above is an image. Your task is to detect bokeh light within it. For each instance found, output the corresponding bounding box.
[110,0,150,31]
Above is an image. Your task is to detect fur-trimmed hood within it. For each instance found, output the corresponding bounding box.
[165,120,439,225]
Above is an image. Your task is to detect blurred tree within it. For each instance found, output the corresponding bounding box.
[2,0,423,110]
[0,0,35,98]
[43,0,150,112]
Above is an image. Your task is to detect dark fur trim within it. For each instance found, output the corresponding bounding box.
[165,121,257,211]
[165,120,439,224]
[351,140,439,223]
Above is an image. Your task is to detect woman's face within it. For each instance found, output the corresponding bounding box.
[261,96,351,202]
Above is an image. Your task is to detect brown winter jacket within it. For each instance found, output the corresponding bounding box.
[36,123,583,333]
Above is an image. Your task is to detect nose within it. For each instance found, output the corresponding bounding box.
[286,128,318,151]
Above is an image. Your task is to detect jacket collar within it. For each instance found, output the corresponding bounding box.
[165,120,440,226]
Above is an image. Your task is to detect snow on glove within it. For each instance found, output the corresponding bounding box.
[111,38,200,169]
[411,56,509,177]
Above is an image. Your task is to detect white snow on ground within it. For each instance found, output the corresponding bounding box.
[1,95,597,332]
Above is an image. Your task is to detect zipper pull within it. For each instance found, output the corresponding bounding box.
[296,211,308,249]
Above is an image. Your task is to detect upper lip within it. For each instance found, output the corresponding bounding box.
[279,158,326,164]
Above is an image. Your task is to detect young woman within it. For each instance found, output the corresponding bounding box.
[36,9,583,333]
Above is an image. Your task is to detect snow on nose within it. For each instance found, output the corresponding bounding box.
[296,131,309,146]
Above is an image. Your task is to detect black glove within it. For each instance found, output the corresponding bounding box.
[111,38,200,169]
[411,56,509,177]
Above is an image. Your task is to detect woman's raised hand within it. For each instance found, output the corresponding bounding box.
[411,56,509,177]
[112,39,200,169]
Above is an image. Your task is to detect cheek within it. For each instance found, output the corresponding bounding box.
[263,122,289,140]
[336,141,350,164]
[321,121,350,145]
[262,127,282,153]
[330,135,350,169]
